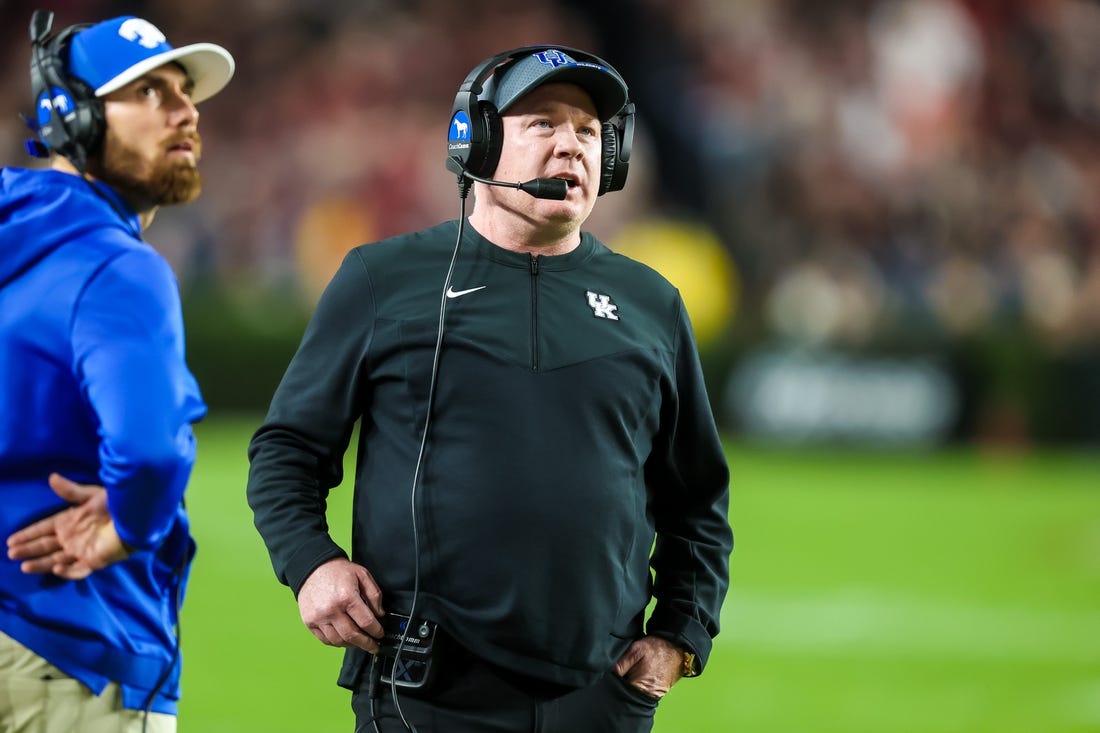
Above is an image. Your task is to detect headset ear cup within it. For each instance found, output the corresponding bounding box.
[31,25,103,169]
[600,105,634,195]
[598,122,619,196]
[75,98,105,157]
[44,86,104,169]
[473,103,503,179]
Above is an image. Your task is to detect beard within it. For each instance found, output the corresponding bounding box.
[88,130,204,208]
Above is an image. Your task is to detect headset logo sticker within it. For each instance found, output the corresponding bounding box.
[118,19,166,49]
[37,87,74,126]
[534,50,573,68]
[451,112,469,140]
[448,110,472,152]
[586,291,620,321]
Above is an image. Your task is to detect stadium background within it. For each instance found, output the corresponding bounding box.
[1,0,1097,730]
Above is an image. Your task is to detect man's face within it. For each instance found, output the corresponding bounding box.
[487,83,602,227]
[88,63,203,208]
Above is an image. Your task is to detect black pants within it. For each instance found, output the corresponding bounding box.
[351,641,657,733]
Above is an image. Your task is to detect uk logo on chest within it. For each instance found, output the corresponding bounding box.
[585,290,620,321]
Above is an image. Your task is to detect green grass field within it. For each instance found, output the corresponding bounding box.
[177,416,1100,732]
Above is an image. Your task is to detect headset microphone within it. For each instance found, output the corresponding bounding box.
[446,157,569,200]
[521,177,570,200]
[462,170,569,200]
[506,176,572,201]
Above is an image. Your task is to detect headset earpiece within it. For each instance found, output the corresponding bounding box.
[599,122,618,196]
[28,12,103,172]
[447,45,634,195]
[476,102,503,180]
[447,51,513,180]
[599,102,634,195]
[446,94,502,180]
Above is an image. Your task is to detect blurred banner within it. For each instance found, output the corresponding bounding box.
[724,347,958,446]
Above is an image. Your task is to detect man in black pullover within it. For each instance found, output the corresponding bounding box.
[247,46,732,733]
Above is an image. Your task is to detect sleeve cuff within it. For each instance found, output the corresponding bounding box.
[646,603,715,674]
[282,535,348,596]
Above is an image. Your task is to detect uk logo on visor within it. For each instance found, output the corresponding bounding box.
[533,50,573,68]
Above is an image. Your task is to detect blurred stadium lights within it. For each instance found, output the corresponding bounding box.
[609,217,739,349]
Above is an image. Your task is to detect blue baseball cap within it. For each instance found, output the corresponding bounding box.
[67,16,234,103]
[484,48,628,122]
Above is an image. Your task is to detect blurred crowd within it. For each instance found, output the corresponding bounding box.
[0,0,626,300]
[3,0,1100,427]
[611,0,1100,358]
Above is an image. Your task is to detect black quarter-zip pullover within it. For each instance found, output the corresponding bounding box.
[247,219,732,690]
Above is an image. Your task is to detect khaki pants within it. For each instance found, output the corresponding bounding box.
[0,631,175,733]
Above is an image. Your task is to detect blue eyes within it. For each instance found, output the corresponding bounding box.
[534,120,597,136]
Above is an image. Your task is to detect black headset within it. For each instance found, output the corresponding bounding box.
[445,45,635,196]
[27,10,103,173]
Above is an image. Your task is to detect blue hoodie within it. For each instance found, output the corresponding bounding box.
[0,167,205,714]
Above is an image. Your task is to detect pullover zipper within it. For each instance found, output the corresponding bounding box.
[530,255,540,371]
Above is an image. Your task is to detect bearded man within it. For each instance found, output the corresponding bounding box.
[0,12,234,733]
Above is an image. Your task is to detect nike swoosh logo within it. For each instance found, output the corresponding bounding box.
[446,285,487,299]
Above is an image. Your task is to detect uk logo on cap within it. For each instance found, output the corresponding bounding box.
[117,18,167,49]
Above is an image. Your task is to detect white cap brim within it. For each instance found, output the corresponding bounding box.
[93,42,235,104]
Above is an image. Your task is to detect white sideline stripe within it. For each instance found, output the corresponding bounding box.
[718,589,1100,663]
